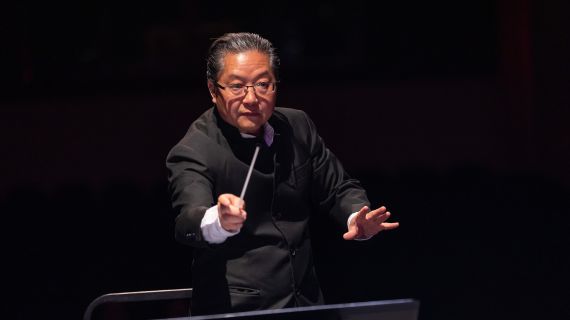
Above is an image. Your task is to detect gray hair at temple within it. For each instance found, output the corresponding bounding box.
[206,32,280,82]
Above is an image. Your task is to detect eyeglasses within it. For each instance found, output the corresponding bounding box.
[215,81,277,97]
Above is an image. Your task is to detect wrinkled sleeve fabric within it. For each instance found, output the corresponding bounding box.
[300,111,371,227]
[166,140,216,248]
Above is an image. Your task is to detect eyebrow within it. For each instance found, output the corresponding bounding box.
[226,71,273,82]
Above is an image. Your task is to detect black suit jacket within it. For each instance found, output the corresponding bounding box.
[166,107,369,315]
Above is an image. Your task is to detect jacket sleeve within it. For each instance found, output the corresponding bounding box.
[166,141,215,248]
[301,111,370,226]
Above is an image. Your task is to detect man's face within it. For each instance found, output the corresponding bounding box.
[208,50,277,135]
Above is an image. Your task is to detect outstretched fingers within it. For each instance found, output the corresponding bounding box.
[355,206,370,222]
[380,222,400,230]
[366,206,387,220]
[343,205,400,240]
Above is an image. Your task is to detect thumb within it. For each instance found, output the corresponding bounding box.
[343,226,358,240]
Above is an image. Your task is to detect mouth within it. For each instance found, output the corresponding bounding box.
[240,112,261,117]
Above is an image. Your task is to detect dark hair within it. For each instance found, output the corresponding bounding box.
[206,32,280,82]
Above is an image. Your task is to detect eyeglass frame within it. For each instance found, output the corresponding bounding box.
[214,81,279,96]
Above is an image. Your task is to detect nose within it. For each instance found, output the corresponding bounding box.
[242,87,258,105]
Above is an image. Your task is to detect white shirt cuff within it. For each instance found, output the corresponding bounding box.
[200,205,240,244]
[347,211,372,241]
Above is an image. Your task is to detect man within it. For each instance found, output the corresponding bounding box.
[166,32,399,316]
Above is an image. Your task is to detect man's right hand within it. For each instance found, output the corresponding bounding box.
[217,194,247,232]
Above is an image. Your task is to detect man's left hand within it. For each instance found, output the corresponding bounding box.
[343,206,399,240]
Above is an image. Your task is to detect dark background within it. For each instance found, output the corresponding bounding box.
[1,0,568,319]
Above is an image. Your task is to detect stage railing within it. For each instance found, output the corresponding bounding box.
[83,288,193,320]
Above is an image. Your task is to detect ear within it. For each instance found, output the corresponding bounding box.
[207,81,217,104]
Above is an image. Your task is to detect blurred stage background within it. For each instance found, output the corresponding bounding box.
[1,1,568,319]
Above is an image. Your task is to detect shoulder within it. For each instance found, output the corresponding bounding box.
[166,108,222,161]
[175,108,224,148]
[274,107,309,121]
[183,108,216,140]
[273,107,315,131]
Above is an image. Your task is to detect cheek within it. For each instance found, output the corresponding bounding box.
[226,98,243,112]
[261,99,276,117]
[223,98,243,119]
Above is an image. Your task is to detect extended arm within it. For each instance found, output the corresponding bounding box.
[300,111,399,239]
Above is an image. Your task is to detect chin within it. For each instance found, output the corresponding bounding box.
[237,119,260,131]
[239,124,262,135]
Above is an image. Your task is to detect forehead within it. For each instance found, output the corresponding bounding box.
[219,50,273,79]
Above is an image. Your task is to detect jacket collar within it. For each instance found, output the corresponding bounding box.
[213,107,276,147]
